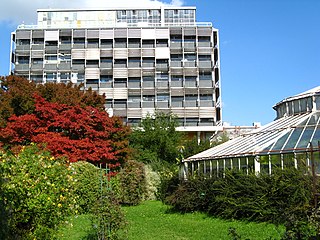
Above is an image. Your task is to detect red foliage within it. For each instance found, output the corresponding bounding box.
[0,94,130,172]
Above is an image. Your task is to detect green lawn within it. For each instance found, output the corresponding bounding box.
[57,201,285,240]
[123,201,284,240]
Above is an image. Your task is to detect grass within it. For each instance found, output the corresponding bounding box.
[57,201,285,240]
[55,214,94,239]
[123,201,285,240]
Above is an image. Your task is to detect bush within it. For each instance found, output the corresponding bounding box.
[90,191,127,240]
[70,161,101,214]
[165,168,315,225]
[157,169,180,203]
[0,145,77,239]
[117,160,147,205]
[144,165,161,200]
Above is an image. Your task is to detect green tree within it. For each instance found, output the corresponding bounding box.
[129,111,183,169]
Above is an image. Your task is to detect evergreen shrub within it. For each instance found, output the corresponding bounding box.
[165,168,316,225]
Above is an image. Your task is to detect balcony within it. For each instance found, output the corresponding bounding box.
[31,63,43,71]
[199,100,214,107]
[156,101,169,108]
[198,61,212,69]
[128,102,141,108]
[58,62,71,70]
[14,64,29,71]
[59,44,72,50]
[199,80,213,88]
[142,101,155,108]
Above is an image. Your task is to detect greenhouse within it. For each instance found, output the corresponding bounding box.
[181,86,320,178]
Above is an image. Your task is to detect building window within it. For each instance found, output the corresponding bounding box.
[32,38,44,44]
[114,38,127,48]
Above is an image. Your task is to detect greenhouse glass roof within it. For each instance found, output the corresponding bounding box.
[186,86,320,162]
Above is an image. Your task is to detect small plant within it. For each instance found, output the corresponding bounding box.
[91,191,127,240]
[228,227,243,240]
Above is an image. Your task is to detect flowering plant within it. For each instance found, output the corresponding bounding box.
[0,145,78,239]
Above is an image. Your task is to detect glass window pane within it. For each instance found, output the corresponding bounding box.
[311,127,320,147]
[271,132,291,151]
[296,152,307,172]
[283,128,303,150]
[283,153,295,168]
[259,155,269,174]
[296,127,315,149]
[270,154,281,170]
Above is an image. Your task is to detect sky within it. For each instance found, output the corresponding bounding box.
[0,0,319,126]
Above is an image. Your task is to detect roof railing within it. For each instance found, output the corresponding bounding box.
[17,21,212,29]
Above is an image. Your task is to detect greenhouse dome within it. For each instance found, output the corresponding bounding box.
[181,86,320,178]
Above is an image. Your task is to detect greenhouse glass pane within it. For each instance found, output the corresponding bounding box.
[270,154,281,170]
[288,101,293,115]
[283,128,303,150]
[261,143,273,153]
[296,127,315,149]
[259,155,269,174]
[212,160,217,178]
[307,97,313,111]
[300,99,307,112]
[225,159,232,170]
[248,157,255,173]
[311,127,320,148]
[293,100,300,114]
[296,152,307,172]
[314,152,320,174]
[205,160,211,175]
[316,96,320,110]
[218,159,224,177]
[198,161,204,175]
[232,158,239,170]
[271,132,291,151]
[240,157,247,173]
[305,114,318,126]
[283,153,295,168]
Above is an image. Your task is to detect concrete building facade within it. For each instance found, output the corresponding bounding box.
[10,6,222,136]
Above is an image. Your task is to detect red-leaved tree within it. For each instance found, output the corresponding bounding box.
[0,95,130,173]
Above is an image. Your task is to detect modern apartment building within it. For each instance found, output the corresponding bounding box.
[10,6,222,138]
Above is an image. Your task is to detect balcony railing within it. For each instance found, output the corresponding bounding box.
[18,22,212,30]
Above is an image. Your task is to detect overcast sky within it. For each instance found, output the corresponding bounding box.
[0,0,184,25]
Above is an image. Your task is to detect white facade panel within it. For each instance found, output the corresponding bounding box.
[44,30,59,41]
[141,29,156,39]
[127,109,142,118]
[86,49,100,59]
[128,29,141,38]
[113,89,128,99]
[155,48,170,59]
[72,49,86,59]
[99,89,114,98]
[199,108,215,118]
[142,108,155,117]
[114,69,128,78]
[155,28,169,39]
[114,49,128,59]
[100,29,114,39]
[85,68,99,79]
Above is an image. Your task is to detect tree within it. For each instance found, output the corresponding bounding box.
[0,76,105,127]
[0,95,130,173]
[129,111,183,169]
